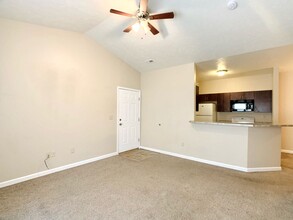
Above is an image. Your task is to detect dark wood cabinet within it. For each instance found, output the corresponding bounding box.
[195,86,199,112]
[254,90,272,113]
[197,94,209,103]
[195,90,272,113]
[217,93,231,112]
[196,93,218,112]
[230,91,254,100]
[197,94,217,103]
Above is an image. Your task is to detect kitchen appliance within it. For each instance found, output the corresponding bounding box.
[231,99,254,112]
[196,103,217,122]
[232,116,255,124]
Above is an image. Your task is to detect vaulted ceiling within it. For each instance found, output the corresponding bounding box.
[1,0,293,73]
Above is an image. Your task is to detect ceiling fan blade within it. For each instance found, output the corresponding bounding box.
[140,0,148,12]
[123,25,133,33]
[110,9,134,17]
[124,21,143,33]
[148,22,159,35]
[149,12,174,20]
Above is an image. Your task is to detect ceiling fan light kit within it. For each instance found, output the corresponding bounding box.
[132,22,141,32]
[110,0,174,35]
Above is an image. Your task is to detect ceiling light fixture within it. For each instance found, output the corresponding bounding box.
[217,69,228,76]
[132,22,141,32]
[110,0,174,35]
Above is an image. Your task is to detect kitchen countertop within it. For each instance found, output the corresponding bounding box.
[189,120,284,127]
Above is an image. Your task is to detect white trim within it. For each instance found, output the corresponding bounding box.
[246,167,282,172]
[117,86,140,92]
[140,146,281,173]
[0,152,118,189]
[140,146,247,172]
[117,87,141,153]
[282,149,293,154]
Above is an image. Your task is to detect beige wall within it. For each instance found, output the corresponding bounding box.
[141,63,282,170]
[279,72,293,151]
[247,127,281,168]
[272,67,280,125]
[141,63,250,168]
[0,18,140,182]
[199,72,273,94]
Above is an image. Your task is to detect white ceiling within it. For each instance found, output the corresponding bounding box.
[1,0,293,73]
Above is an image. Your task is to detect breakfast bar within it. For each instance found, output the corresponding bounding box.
[189,120,282,172]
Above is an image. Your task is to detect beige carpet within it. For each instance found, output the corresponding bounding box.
[0,150,293,220]
[120,149,155,162]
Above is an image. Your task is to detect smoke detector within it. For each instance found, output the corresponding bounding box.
[227,0,238,10]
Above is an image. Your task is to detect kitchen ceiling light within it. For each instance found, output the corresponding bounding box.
[217,69,228,76]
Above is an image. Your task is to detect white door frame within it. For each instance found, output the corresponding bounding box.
[117,87,141,153]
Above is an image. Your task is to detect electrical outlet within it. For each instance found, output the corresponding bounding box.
[48,152,56,158]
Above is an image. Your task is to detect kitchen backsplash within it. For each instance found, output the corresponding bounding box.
[217,112,272,123]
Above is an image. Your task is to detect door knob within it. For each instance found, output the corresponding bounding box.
[119,123,122,126]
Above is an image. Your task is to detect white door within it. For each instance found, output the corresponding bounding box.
[117,87,140,153]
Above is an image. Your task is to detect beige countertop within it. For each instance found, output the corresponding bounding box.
[189,120,286,127]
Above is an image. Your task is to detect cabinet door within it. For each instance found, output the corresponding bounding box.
[254,90,272,113]
[230,91,254,100]
[195,86,199,112]
[198,94,217,103]
[243,91,254,100]
[217,94,224,112]
[208,94,218,102]
[217,93,231,112]
[230,92,243,100]
[197,94,209,103]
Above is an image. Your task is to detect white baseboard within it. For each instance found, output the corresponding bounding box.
[140,146,281,173]
[0,152,118,189]
[246,167,282,172]
[282,149,293,154]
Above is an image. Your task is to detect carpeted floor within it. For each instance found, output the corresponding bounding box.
[119,149,156,162]
[0,150,293,220]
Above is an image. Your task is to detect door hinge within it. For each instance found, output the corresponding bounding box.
[138,117,140,122]
[138,97,141,101]
[138,138,140,142]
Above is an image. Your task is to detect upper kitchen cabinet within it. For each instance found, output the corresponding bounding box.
[230,91,254,100]
[195,86,199,112]
[254,90,272,113]
[197,94,217,103]
[217,93,231,112]
[196,90,272,113]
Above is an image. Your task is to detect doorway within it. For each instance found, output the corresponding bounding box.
[117,87,141,153]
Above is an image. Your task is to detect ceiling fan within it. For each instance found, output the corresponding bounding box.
[110,0,174,35]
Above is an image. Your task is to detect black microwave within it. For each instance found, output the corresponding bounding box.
[231,100,254,112]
